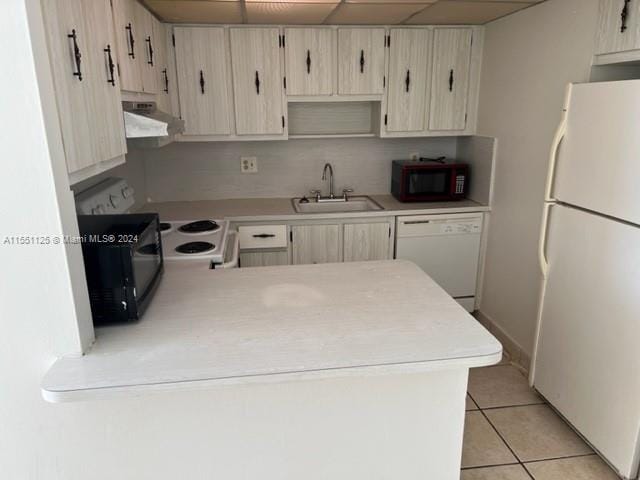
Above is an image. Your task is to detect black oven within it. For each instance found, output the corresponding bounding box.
[77,213,163,324]
[391,159,469,202]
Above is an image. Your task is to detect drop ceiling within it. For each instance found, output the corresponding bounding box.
[144,0,546,25]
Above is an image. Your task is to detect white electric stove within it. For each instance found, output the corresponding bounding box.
[160,219,232,266]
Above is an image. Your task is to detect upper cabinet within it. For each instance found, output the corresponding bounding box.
[429,28,473,132]
[385,28,431,133]
[338,28,386,95]
[152,19,170,113]
[284,28,334,96]
[596,0,640,55]
[230,28,285,136]
[174,27,233,136]
[42,0,126,177]
[134,1,158,94]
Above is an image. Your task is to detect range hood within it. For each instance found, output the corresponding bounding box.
[122,101,184,138]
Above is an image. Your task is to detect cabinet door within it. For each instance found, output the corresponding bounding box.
[83,0,127,163]
[134,2,158,93]
[153,19,171,113]
[284,28,334,96]
[239,250,289,268]
[338,28,385,95]
[343,223,391,262]
[230,28,285,135]
[291,225,340,265]
[429,28,472,131]
[174,27,232,135]
[42,0,98,173]
[111,0,143,92]
[385,28,430,132]
[596,0,640,54]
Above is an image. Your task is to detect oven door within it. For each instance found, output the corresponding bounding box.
[403,167,455,201]
[131,219,163,312]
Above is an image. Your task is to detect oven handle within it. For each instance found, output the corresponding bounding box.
[219,231,239,269]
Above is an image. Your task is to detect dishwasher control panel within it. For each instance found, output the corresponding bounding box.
[397,213,483,237]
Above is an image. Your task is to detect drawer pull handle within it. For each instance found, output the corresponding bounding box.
[253,234,276,238]
[306,49,311,74]
[359,49,365,73]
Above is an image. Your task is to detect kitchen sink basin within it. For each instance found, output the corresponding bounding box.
[292,196,384,214]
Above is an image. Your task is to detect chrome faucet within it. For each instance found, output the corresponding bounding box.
[322,163,334,199]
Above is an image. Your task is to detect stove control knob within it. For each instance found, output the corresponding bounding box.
[109,194,121,208]
[121,186,134,199]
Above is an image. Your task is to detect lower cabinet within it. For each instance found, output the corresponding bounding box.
[291,224,340,265]
[239,250,289,268]
[343,222,391,262]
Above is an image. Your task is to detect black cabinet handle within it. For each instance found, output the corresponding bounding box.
[255,71,260,95]
[104,44,115,86]
[405,69,410,92]
[163,69,169,93]
[252,234,276,238]
[449,69,454,92]
[306,49,311,74]
[199,70,205,94]
[125,23,135,58]
[360,49,365,73]
[621,0,631,32]
[68,29,82,81]
[146,36,154,66]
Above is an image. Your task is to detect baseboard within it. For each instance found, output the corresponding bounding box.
[473,310,531,374]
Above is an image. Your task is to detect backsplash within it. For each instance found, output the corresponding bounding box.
[139,137,457,202]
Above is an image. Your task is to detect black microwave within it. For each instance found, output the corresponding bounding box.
[391,159,469,202]
[77,213,163,325]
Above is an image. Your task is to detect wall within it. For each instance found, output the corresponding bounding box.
[476,0,599,358]
[142,137,457,202]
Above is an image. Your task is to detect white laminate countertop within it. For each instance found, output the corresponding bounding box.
[137,195,489,222]
[42,260,501,402]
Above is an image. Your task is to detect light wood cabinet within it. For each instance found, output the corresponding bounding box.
[429,28,473,132]
[284,28,334,96]
[291,224,340,265]
[230,28,285,135]
[134,1,158,93]
[42,0,126,175]
[152,19,170,113]
[338,28,386,95]
[343,223,391,262]
[174,27,232,135]
[111,0,143,92]
[596,0,640,55]
[385,28,431,133]
[240,251,289,268]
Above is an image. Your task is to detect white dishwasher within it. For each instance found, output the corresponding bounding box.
[396,213,483,312]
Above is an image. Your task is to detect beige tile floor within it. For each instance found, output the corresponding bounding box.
[461,363,621,479]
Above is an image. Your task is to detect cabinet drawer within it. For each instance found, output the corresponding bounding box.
[238,225,288,249]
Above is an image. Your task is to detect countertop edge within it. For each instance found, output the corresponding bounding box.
[42,349,502,403]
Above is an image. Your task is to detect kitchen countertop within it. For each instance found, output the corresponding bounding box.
[138,195,489,222]
[42,260,501,402]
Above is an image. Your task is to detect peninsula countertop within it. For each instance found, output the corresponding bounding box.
[138,195,489,222]
[42,260,501,402]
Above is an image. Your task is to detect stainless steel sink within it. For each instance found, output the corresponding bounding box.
[292,196,384,214]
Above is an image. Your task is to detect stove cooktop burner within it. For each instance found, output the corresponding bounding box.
[178,220,220,234]
[175,241,215,255]
[159,222,172,232]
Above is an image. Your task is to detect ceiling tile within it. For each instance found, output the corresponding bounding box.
[344,0,434,3]
[146,1,243,23]
[328,3,428,24]
[246,3,338,24]
[405,1,530,25]
[245,0,339,3]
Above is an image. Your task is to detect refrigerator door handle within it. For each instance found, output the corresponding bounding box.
[538,202,553,277]
[544,84,572,202]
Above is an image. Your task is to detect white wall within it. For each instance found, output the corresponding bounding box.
[141,137,457,202]
[476,0,599,355]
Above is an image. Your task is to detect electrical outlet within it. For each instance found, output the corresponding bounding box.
[240,156,258,173]
[410,152,420,161]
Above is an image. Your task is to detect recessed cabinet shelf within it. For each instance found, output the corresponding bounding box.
[287,101,380,137]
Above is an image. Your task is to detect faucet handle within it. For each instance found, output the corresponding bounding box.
[310,189,322,201]
[342,188,354,200]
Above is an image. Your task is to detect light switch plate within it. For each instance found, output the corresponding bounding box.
[241,156,258,173]
[410,152,419,161]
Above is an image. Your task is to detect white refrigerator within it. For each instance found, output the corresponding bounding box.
[531,80,640,479]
